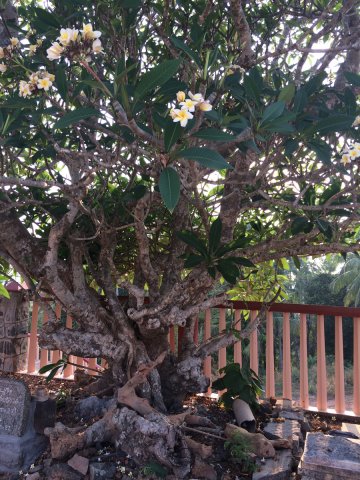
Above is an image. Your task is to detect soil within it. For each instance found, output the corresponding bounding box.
[1,371,360,480]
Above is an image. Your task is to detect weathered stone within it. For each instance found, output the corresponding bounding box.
[0,291,29,373]
[253,450,293,480]
[89,462,117,480]
[299,432,360,479]
[264,419,301,454]
[67,453,89,475]
[191,457,217,480]
[0,378,30,436]
[45,463,82,480]
[74,396,113,422]
[278,410,304,422]
[27,473,40,480]
[341,423,360,438]
[44,422,85,460]
[0,398,48,474]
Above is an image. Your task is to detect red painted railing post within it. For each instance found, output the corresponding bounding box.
[218,308,226,371]
[317,314,327,411]
[265,311,275,398]
[234,309,242,366]
[203,309,212,395]
[250,310,258,375]
[282,312,292,400]
[63,315,74,378]
[335,315,345,413]
[299,313,309,409]
[51,303,62,364]
[354,317,360,415]
[27,301,39,373]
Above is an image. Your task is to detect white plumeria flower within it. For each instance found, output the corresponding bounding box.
[352,115,360,127]
[188,91,204,103]
[29,72,39,84]
[37,77,52,91]
[19,81,32,97]
[47,42,64,60]
[169,108,177,119]
[82,23,101,40]
[176,91,186,103]
[92,38,103,53]
[198,100,212,112]
[349,149,359,160]
[0,63,7,73]
[58,28,79,46]
[179,98,197,112]
[341,153,351,165]
[171,107,194,127]
[44,71,55,82]
[29,44,38,55]
[0,47,4,59]
[10,37,19,47]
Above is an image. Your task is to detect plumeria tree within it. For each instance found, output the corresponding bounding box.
[0,0,359,475]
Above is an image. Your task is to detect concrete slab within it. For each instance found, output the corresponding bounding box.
[342,423,360,438]
[299,432,360,479]
[264,419,301,454]
[253,450,293,480]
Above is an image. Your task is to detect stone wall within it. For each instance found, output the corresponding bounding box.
[0,290,29,372]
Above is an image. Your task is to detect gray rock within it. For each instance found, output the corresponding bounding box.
[0,378,30,436]
[89,462,117,479]
[46,463,82,480]
[74,396,113,422]
[253,450,293,480]
[0,400,48,474]
[264,419,301,454]
[67,454,89,475]
[300,432,360,479]
[278,410,304,422]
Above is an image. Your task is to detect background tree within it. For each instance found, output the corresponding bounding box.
[0,0,359,475]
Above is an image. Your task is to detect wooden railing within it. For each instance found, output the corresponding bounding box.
[24,300,360,416]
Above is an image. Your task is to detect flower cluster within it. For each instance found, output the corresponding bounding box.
[19,70,55,97]
[47,24,102,62]
[352,115,360,128]
[0,37,20,73]
[341,143,360,166]
[170,91,212,127]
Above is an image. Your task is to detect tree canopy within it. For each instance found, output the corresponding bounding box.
[0,0,359,475]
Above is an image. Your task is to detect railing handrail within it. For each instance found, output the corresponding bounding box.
[216,301,360,317]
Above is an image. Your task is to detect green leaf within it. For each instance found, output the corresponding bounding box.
[119,0,142,7]
[315,219,333,241]
[184,254,204,268]
[307,140,331,165]
[278,84,296,103]
[209,218,222,253]
[292,256,301,270]
[34,7,61,28]
[135,59,182,99]
[38,359,65,374]
[158,167,180,213]
[0,283,10,299]
[316,115,354,134]
[170,36,202,67]
[164,122,182,152]
[344,71,360,87]
[217,259,240,284]
[0,97,36,109]
[227,256,256,268]
[260,101,285,125]
[54,108,101,129]
[55,64,68,102]
[178,147,231,170]
[176,231,208,257]
[192,128,235,142]
[291,217,313,235]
